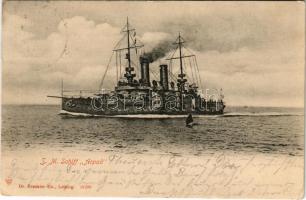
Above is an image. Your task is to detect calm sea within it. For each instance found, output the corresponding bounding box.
[1,105,304,156]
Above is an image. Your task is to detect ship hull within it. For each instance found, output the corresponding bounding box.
[61,96,225,117]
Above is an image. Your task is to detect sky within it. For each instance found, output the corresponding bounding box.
[2,1,305,107]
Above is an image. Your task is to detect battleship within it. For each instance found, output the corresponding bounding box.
[48,18,225,116]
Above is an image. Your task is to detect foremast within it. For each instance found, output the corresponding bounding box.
[123,17,135,85]
[113,17,144,86]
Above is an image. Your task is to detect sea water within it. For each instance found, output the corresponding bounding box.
[2,105,304,156]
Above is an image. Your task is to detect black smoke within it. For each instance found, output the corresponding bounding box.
[143,40,174,63]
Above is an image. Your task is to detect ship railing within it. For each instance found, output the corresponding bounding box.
[62,89,112,98]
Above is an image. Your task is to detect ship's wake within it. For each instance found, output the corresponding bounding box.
[59,110,219,118]
[59,110,303,119]
[222,112,303,117]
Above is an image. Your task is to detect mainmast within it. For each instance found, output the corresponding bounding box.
[166,33,203,110]
[178,33,184,83]
[174,33,187,93]
[167,33,196,89]
[126,17,131,69]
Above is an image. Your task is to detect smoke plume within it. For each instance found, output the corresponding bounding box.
[143,40,174,63]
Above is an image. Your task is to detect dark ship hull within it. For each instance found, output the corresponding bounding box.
[60,87,225,117]
[61,97,224,116]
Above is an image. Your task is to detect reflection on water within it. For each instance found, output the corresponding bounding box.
[2,105,304,156]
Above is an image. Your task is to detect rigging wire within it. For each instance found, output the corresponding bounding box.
[190,56,199,86]
[170,48,178,58]
[120,24,126,32]
[166,58,177,82]
[182,58,193,81]
[169,71,177,83]
[128,30,144,79]
[189,55,200,87]
[129,32,143,47]
[130,60,140,80]
[148,66,159,81]
[99,33,126,89]
[167,47,181,83]
[113,34,127,50]
[99,30,130,89]
[193,57,200,87]
[188,57,196,84]
[116,52,118,83]
[183,46,203,89]
[99,51,115,90]
[169,60,175,83]
[119,51,122,78]
[193,56,203,90]
[169,59,172,76]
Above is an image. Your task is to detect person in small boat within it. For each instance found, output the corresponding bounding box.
[186,113,193,128]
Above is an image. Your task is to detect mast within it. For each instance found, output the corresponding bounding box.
[167,33,196,88]
[122,17,136,85]
[61,79,63,97]
[61,79,63,109]
[110,17,144,86]
[175,33,187,94]
[166,33,196,109]
[175,33,186,109]
[127,17,131,69]
[101,18,144,89]
[178,33,184,81]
